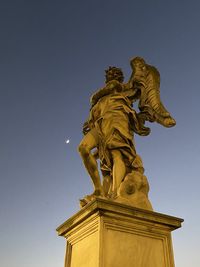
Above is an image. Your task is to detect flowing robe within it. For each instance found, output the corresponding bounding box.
[88,80,149,173]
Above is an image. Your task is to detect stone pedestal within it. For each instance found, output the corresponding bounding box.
[56,198,183,267]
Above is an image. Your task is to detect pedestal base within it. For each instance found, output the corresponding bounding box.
[57,198,183,267]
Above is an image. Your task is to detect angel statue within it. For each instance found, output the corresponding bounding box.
[78,56,176,210]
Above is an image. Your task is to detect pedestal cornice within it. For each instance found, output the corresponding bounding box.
[57,198,183,237]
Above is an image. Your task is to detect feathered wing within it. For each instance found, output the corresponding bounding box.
[129,57,176,128]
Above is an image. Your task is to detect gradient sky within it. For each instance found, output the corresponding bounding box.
[0,1,200,267]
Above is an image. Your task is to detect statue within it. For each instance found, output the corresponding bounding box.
[78,57,176,210]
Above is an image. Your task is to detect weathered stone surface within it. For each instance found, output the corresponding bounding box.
[57,198,183,267]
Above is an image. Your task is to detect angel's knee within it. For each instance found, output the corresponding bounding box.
[78,142,90,158]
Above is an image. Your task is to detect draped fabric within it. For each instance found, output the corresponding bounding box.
[89,85,149,172]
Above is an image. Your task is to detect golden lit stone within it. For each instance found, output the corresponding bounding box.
[57,198,183,267]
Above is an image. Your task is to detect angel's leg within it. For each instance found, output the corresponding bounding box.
[78,129,103,196]
[111,150,126,196]
[101,170,112,197]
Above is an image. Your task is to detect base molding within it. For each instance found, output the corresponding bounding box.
[57,198,183,267]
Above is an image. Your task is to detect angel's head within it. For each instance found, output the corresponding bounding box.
[105,66,124,83]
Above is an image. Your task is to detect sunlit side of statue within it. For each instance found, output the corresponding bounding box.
[78,57,176,210]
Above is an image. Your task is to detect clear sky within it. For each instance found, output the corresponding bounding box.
[0,1,200,267]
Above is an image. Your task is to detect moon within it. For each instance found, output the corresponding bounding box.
[65,139,70,144]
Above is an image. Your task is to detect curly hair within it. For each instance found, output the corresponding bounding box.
[105,66,124,83]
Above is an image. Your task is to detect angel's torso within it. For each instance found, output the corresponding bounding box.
[90,81,134,123]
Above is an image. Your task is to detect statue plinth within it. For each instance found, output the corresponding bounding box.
[57,198,183,267]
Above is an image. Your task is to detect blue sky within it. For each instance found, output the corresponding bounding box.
[0,1,200,267]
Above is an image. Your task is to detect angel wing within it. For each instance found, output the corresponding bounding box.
[129,57,176,128]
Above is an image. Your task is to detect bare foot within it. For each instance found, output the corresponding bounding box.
[108,190,118,200]
[93,189,104,197]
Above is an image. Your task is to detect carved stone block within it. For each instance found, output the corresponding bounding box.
[57,198,183,267]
